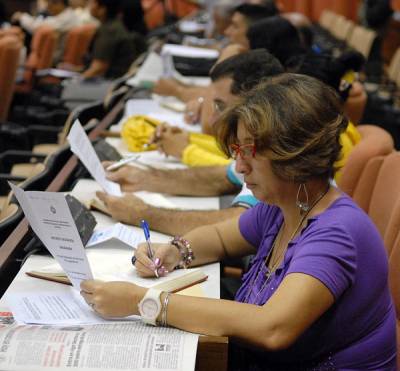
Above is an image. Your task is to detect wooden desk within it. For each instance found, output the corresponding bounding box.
[0,91,228,371]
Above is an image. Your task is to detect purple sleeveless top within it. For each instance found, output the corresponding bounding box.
[235,195,396,370]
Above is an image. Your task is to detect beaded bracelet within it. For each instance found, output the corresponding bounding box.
[171,236,195,269]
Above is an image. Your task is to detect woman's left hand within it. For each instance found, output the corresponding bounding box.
[80,280,147,318]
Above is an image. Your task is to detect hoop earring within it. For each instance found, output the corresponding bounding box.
[296,183,309,214]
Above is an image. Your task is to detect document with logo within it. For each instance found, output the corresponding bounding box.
[9,183,93,290]
[67,120,121,196]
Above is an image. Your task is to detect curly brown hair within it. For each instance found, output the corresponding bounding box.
[215,73,348,183]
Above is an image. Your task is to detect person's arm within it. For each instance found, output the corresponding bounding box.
[162,273,334,350]
[153,78,208,102]
[81,212,335,351]
[96,191,245,235]
[82,59,109,78]
[104,164,237,196]
[81,272,334,351]
[17,13,44,33]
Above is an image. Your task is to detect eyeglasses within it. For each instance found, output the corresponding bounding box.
[229,143,256,160]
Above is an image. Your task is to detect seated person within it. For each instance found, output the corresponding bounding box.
[282,12,314,49]
[153,3,277,101]
[120,0,147,36]
[82,0,146,79]
[146,51,283,167]
[98,50,284,235]
[224,3,278,49]
[246,15,308,67]
[70,0,99,25]
[12,0,79,35]
[12,0,82,62]
[82,74,396,370]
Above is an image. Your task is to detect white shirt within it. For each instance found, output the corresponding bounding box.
[20,8,81,34]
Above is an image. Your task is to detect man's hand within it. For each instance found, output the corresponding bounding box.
[102,162,167,193]
[184,97,203,124]
[96,191,148,226]
[153,125,190,159]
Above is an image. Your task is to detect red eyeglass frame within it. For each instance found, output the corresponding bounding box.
[229,143,256,159]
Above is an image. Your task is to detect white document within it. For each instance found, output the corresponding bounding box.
[10,184,93,290]
[161,43,219,59]
[67,120,121,196]
[86,223,144,248]
[127,51,163,86]
[5,290,109,325]
[179,20,207,33]
[0,319,198,371]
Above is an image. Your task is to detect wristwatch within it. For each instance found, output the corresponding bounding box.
[138,288,163,326]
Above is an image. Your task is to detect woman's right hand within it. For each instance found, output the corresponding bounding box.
[134,242,181,278]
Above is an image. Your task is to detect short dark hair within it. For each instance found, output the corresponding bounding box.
[287,50,365,101]
[233,4,278,25]
[121,0,147,35]
[247,16,306,66]
[210,49,284,95]
[96,0,122,19]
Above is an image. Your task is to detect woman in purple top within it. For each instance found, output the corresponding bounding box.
[81,74,397,370]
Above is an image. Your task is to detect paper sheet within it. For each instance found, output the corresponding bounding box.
[5,290,110,325]
[161,44,219,59]
[9,184,93,289]
[86,223,144,248]
[67,120,121,196]
[126,52,163,86]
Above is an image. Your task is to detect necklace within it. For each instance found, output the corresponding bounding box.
[244,185,331,304]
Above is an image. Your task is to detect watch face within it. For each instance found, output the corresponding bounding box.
[142,298,159,317]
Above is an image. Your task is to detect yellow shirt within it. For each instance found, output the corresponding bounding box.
[182,133,231,166]
[335,122,361,183]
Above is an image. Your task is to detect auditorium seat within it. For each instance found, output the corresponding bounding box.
[352,156,385,212]
[331,17,354,42]
[0,203,23,247]
[32,101,104,155]
[62,24,97,67]
[15,25,57,93]
[142,0,165,30]
[387,48,400,84]
[347,25,377,59]
[338,125,394,197]
[367,152,400,254]
[318,9,336,30]
[0,35,22,121]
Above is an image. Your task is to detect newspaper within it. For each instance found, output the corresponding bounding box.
[0,314,198,371]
